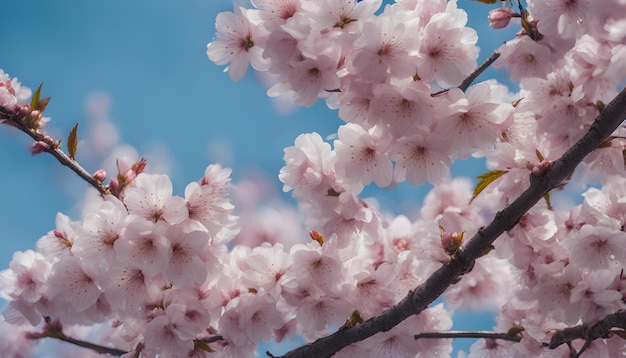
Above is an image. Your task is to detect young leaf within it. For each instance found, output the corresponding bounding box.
[472,170,509,201]
[67,123,79,160]
[30,83,43,109]
[34,96,50,112]
[544,192,552,210]
[535,149,545,162]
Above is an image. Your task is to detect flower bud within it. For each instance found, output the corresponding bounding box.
[93,169,107,182]
[30,141,49,155]
[488,7,515,29]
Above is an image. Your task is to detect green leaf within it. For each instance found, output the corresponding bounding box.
[30,83,43,109]
[544,192,552,210]
[535,149,545,162]
[472,170,509,201]
[67,123,79,160]
[194,340,214,353]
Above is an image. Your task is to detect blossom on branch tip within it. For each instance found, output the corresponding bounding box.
[488,7,517,29]
[207,6,269,81]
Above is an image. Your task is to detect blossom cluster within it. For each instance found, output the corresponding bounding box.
[208,0,514,189]
[1,0,626,357]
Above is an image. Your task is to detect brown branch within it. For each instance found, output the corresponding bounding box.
[414,331,522,343]
[1,109,109,195]
[279,87,626,358]
[29,318,127,356]
[549,310,626,350]
[431,50,501,97]
[199,335,224,344]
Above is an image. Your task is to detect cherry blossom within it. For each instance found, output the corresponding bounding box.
[207,5,269,81]
[334,123,393,190]
[123,173,188,224]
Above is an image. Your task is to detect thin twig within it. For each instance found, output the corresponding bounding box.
[431,50,501,97]
[414,331,522,342]
[30,320,128,357]
[1,110,109,195]
[199,335,224,344]
[52,334,128,356]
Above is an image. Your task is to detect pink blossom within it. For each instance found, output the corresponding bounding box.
[0,250,51,304]
[348,12,420,83]
[334,123,393,190]
[143,304,195,357]
[219,290,283,346]
[165,226,211,287]
[445,256,512,311]
[417,6,478,86]
[368,79,434,139]
[279,132,338,197]
[467,338,514,358]
[301,0,381,29]
[0,320,38,358]
[123,173,188,224]
[114,218,171,278]
[389,130,451,185]
[240,243,291,294]
[488,7,516,29]
[100,264,162,313]
[268,52,341,107]
[207,6,269,81]
[532,265,582,324]
[72,196,128,268]
[285,239,345,295]
[46,257,101,312]
[184,181,237,240]
[530,0,591,39]
[494,36,554,81]
[563,224,626,270]
[36,213,76,258]
[0,69,31,108]
[253,0,301,26]
[437,83,512,158]
[570,269,624,323]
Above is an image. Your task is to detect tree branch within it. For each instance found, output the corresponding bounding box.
[279,87,626,357]
[29,318,127,356]
[414,331,521,343]
[549,310,626,350]
[1,109,109,195]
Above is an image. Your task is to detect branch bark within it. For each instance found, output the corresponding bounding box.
[279,88,626,357]
[431,50,501,97]
[0,109,109,195]
[549,310,626,350]
[414,331,522,343]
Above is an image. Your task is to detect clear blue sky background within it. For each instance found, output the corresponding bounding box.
[0,1,517,355]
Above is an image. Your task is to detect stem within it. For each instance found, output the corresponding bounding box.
[414,331,521,343]
[280,87,626,357]
[1,110,109,195]
[199,335,224,344]
[32,321,128,356]
[431,50,501,97]
[549,310,626,350]
[51,334,127,356]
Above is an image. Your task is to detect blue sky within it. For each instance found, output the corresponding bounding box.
[0,0,518,355]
